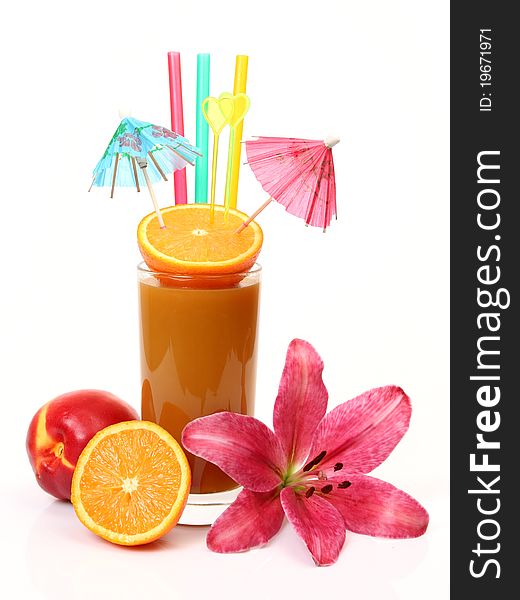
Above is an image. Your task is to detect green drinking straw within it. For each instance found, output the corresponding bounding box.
[195,54,210,203]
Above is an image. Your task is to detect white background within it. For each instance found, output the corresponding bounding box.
[0,1,449,598]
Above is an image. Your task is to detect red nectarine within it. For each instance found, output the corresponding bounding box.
[26,390,138,500]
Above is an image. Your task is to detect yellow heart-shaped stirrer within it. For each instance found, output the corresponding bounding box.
[202,93,235,136]
[228,93,250,128]
[224,93,251,214]
[202,92,252,218]
[202,93,236,214]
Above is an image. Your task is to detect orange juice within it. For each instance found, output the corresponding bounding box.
[138,265,261,494]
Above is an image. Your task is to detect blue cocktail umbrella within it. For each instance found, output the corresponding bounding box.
[91,117,201,227]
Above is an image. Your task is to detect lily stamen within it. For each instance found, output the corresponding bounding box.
[302,450,327,472]
[321,484,333,494]
[305,486,316,498]
[338,480,352,489]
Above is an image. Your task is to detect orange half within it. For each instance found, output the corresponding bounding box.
[137,204,263,275]
[71,421,191,546]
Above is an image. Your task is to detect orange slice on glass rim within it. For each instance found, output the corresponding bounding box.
[71,421,191,546]
[137,204,263,275]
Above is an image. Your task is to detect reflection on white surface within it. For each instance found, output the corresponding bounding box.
[179,488,241,525]
[24,493,433,600]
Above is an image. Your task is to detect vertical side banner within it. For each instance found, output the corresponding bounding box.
[451,2,518,596]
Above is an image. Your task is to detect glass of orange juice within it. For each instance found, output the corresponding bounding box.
[138,262,261,524]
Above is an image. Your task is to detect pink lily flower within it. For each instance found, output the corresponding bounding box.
[182,339,428,566]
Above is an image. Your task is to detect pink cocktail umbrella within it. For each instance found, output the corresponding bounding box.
[238,136,340,233]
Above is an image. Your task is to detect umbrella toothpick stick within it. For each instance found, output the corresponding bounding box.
[137,158,166,229]
[131,157,140,192]
[235,197,273,234]
[110,153,120,198]
[148,152,168,181]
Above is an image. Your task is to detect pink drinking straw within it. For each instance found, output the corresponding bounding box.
[168,52,188,204]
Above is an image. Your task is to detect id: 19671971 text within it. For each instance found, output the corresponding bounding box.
[480,29,492,112]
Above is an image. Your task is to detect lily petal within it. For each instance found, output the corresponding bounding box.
[207,489,285,553]
[308,385,411,474]
[325,474,429,538]
[280,487,346,566]
[182,412,285,492]
[274,339,328,470]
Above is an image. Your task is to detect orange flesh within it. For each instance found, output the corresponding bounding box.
[137,205,263,274]
[78,428,181,535]
[147,209,256,262]
[72,421,190,545]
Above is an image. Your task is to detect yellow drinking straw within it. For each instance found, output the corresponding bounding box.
[202,93,234,219]
[224,55,248,210]
[224,94,250,217]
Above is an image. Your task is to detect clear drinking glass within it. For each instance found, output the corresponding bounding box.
[137,262,261,524]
